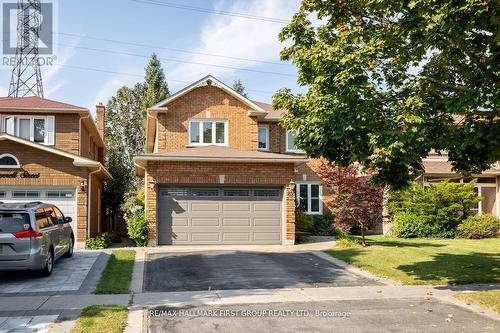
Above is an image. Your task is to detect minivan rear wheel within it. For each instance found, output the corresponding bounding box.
[41,250,54,276]
[64,237,74,258]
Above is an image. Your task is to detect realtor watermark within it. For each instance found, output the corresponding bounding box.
[149,308,352,318]
[1,0,57,66]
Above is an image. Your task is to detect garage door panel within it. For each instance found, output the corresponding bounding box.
[222,203,251,212]
[253,218,281,227]
[158,186,282,245]
[191,202,220,212]
[254,203,281,211]
[223,233,251,242]
[171,218,189,227]
[191,233,220,242]
[223,218,251,227]
[191,218,220,227]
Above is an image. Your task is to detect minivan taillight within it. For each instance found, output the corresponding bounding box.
[12,230,43,239]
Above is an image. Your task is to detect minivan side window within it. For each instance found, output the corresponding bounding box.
[35,209,52,229]
[52,207,65,224]
[45,208,59,225]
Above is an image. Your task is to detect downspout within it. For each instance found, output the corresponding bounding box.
[87,166,102,238]
[79,113,90,156]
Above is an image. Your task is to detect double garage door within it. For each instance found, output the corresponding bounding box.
[158,186,283,245]
[0,187,77,232]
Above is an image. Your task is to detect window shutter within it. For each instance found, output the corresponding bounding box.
[4,116,15,135]
[46,116,55,145]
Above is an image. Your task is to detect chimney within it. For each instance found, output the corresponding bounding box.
[96,103,105,140]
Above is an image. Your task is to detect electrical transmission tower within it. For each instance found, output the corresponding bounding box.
[8,0,44,98]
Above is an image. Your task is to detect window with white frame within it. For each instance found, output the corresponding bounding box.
[296,183,322,214]
[188,120,227,145]
[286,130,302,152]
[258,125,269,150]
[1,115,54,145]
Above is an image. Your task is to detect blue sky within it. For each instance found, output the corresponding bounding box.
[0,0,305,114]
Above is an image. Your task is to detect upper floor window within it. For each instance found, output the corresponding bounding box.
[286,130,302,152]
[258,125,269,150]
[189,120,227,145]
[1,115,54,145]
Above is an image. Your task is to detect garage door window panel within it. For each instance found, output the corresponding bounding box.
[192,188,219,197]
[224,189,250,197]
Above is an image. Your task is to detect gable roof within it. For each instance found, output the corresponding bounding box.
[150,75,266,113]
[0,96,87,111]
[0,134,112,179]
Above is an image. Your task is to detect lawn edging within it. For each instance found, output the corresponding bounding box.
[95,249,136,294]
[313,251,398,286]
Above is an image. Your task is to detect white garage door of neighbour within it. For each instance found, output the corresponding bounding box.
[0,187,77,232]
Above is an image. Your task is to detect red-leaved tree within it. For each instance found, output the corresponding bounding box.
[311,160,384,246]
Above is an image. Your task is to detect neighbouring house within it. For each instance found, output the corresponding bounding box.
[0,96,111,248]
[135,75,500,246]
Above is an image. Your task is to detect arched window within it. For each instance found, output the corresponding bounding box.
[0,154,20,168]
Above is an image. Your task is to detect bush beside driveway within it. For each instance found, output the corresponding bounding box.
[326,235,500,285]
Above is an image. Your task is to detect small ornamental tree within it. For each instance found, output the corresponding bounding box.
[311,160,383,246]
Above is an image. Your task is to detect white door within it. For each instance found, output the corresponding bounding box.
[0,186,77,233]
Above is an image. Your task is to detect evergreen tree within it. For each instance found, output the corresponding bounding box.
[144,53,170,110]
[232,79,248,98]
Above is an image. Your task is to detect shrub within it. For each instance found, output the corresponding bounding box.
[311,212,336,236]
[389,180,481,238]
[336,236,361,248]
[127,213,149,247]
[457,215,500,239]
[85,233,113,249]
[295,210,314,232]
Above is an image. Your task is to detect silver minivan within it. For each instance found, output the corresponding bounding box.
[0,202,74,276]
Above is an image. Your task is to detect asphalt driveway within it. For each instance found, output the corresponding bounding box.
[144,250,381,292]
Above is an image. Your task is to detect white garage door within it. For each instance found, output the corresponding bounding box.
[158,186,283,245]
[0,187,77,232]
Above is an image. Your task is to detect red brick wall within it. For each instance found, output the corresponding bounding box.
[157,85,258,152]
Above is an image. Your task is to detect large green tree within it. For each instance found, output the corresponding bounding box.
[274,0,499,189]
[232,79,249,98]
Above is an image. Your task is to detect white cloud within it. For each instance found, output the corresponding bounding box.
[0,86,6,96]
[168,0,300,84]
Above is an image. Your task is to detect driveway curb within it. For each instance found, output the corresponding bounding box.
[130,249,146,294]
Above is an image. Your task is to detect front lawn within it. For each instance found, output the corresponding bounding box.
[95,250,135,294]
[454,290,500,312]
[70,305,128,333]
[326,235,499,285]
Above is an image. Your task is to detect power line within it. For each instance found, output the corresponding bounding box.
[55,32,291,67]
[130,0,292,24]
[55,42,297,78]
[50,63,278,96]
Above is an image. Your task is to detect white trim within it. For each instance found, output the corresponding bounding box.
[151,75,266,112]
[2,115,53,145]
[286,130,303,153]
[296,182,323,215]
[135,155,307,164]
[258,124,269,151]
[0,153,21,169]
[188,119,228,146]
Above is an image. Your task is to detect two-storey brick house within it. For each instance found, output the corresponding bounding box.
[0,96,111,248]
[136,75,500,246]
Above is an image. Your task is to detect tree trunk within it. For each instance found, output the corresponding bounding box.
[360,223,366,246]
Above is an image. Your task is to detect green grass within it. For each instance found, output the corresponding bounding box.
[325,235,500,285]
[455,290,500,312]
[70,305,128,333]
[95,250,135,294]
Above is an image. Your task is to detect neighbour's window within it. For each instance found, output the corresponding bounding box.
[471,187,480,215]
[286,130,302,152]
[258,126,269,150]
[0,154,20,168]
[188,120,227,145]
[1,115,53,145]
[35,209,52,229]
[296,183,322,214]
